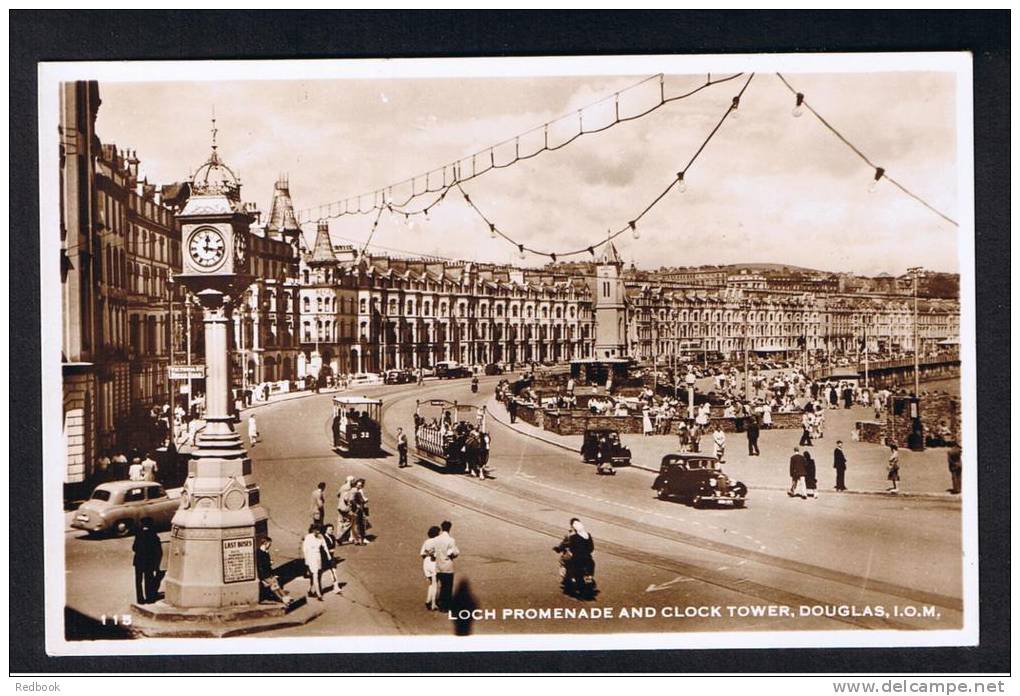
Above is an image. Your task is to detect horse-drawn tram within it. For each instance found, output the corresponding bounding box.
[414,399,488,474]
[332,395,383,457]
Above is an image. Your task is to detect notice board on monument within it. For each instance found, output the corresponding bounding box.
[221,537,255,584]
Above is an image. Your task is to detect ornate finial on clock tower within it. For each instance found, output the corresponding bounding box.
[210,105,218,152]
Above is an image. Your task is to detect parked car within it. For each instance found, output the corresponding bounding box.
[581,429,632,467]
[435,361,472,379]
[71,481,182,537]
[483,363,504,376]
[651,453,747,508]
[348,372,383,386]
[384,369,414,384]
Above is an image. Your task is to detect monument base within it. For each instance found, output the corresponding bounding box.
[129,599,324,638]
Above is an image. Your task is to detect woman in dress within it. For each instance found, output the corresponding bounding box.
[319,524,343,594]
[887,444,901,493]
[420,525,440,611]
[803,449,818,498]
[301,525,328,601]
[642,408,653,436]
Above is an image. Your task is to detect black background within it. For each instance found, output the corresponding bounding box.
[10,10,1010,674]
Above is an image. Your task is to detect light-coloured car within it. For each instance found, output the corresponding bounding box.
[348,372,383,386]
[71,481,182,537]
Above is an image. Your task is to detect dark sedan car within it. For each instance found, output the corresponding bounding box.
[651,453,747,508]
[581,429,632,466]
[384,369,414,384]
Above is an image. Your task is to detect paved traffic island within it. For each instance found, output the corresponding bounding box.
[486,396,961,500]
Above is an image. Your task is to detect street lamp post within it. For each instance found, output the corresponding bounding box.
[685,370,697,420]
[907,267,923,395]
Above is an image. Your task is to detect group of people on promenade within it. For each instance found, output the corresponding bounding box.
[255,476,371,606]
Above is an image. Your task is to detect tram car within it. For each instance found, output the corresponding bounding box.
[331,395,383,457]
[413,398,487,472]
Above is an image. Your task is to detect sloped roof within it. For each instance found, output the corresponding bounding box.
[266,176,300,233]
[600,241,623,265]
[308,222,337,265]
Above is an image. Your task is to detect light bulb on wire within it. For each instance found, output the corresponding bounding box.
[629,221,639,240]
[869,167,885,194]
[677,171,687,193]
[730,96,740,119]
[518,244,526,260]
[489,223,497,239]
[792,92,805,118]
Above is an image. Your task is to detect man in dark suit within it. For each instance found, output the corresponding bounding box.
[788,447,807,499]
[132,517,163,604]
[833,440,848,491]
[507,398,518,424]
[746,415,760,456]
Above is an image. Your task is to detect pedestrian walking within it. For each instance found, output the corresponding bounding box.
[887,443,900,493]
[833,440,847,491]
[396,427,409,468]
[508,398,518,424]
[420,525,440,611]
[141,452,159,482]
[803,449,818,499]
[712,425,726,463]
[947,445,962,494]
[248,413,259,447]
[319,524,343,594]
[301,525,328,601]
[128,456,144,482]
[553,518,596,600]
[677,420,691,453]
[799,411,814,446]
[257,537,294,606]
[131,517,163,604]
[433,520,460,612]
[480,430,491,476]
[336,476,354,544]
[788,447,807,499]
[762,402,773,429]
[350,479,371,545]
[112,451,129,480]
[310,481,326,526]
[746,416,760,457]
[642,409,653,436]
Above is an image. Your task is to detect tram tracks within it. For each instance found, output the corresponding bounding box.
[365,389,958,631]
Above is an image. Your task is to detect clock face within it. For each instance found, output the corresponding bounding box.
[188,228,226,269]
[234,232,247,267]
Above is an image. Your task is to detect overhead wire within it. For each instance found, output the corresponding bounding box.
[296,72,745,223]
[455,74,756,260]
[775,72,958,227]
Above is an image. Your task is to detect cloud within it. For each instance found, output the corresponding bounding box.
[93,69,961,275]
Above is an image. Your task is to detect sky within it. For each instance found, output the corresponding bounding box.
[94,67,961,275]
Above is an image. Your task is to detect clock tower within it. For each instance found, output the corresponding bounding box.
[160,123,269,610]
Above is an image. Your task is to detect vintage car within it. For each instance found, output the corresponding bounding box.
[71,481,182,537]
[483,362,505,376]
[348,372,383,387]
[580,429,632,467]
[435,361,472,379]
[651,453,747,508]
[384,369,414,384]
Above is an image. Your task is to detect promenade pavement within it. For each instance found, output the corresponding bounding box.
[485,396,960,499]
